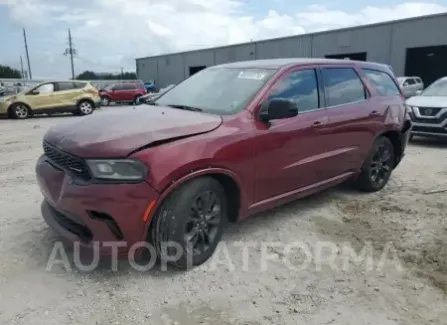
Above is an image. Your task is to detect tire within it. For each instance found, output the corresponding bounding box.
[76,100,94,116]
[356,136,395,192]
[150,177,227,270]
[101,96,110,106]
[9,103,30,119]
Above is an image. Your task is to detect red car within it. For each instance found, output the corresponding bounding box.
[99,82,147,106]
[36,58,411,269]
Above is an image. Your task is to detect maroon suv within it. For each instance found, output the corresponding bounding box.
[36,58,411,269]
[99,81,147,106]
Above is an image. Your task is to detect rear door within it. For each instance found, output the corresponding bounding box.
[53,82,79,108]
[318,65,376,179]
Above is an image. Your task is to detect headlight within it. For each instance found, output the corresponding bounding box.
[86,159,147,181]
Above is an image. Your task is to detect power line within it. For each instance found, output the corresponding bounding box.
[23,28,32,79]
[64,28,77,79]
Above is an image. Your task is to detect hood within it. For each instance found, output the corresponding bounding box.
[406,96,447,108]
[44,105,222,157]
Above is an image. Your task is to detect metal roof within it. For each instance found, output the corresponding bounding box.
[136,12,447,61]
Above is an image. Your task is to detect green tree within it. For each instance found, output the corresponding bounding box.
[0,65,22,78]
[76,70,137,80]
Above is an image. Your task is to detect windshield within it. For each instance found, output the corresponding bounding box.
[421,79,447,96]
[155,67,277,115]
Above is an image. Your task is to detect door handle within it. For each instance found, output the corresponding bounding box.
[311,120,323,127]
[369,110,380,116]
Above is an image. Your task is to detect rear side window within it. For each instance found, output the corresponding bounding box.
[406,78,416,85]
[268,69,319,112]
[74,82,87,89]
[57,82,76,91]
[321,68,366,107]
[362,69,401,96]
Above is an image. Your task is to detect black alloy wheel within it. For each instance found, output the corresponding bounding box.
[150,177,227,269]
[357,136,395,192]
[185,191,222,257]
[369,142,393,187]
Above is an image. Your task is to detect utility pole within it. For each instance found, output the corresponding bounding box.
[20,56,25,80]
[23,28,32,79]
[64,29,76,79]
[121,67,124,80]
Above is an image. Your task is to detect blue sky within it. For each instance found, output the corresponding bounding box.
[1,0,446,78]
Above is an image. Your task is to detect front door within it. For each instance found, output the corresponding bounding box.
[26,83,57,111]
[254,67,330,202]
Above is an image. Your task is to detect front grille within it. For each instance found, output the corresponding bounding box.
[43,142,91,180]
[409,111,447,124]
[412,125,447,134]
[418,107,442,117]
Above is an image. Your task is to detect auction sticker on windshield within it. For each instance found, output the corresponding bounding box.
[238,70,268,80]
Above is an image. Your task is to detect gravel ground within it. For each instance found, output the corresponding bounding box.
[0,108,446,325]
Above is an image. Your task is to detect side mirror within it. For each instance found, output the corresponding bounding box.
[259,98,298,122]
[31,90,39,95]
[415,90,422,95]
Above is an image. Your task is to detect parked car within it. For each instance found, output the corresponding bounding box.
[406,76,447,139]
[144,80,157,93]
[36,58,411,269]
[137,84,175,104]
[99,82,147,106]
[0,80,101,119]
[397,76,424,98]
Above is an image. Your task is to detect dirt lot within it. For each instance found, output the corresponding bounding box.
[0,108,446,325]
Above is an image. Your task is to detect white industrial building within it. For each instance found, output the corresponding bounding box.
[136,12,447,88]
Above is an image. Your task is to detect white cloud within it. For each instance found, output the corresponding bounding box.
[2,0,447,78]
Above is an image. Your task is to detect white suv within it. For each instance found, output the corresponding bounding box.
[397,76,424,98]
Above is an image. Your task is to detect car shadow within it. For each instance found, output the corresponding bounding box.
[34,183,361,280]
[0,113,74,120]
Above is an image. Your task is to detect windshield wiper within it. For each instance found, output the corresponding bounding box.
[166,104,203,112]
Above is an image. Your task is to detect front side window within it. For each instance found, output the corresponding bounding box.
[420,78,447,96]
[155,67,277,115]
[322,68,366,107]
[267,69,319,112]
[35,83,54,94]
[362,69,401,97]
[115,84,127,90]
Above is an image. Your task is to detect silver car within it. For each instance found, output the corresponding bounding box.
[397,76,424,98]
[406,76,447,139]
